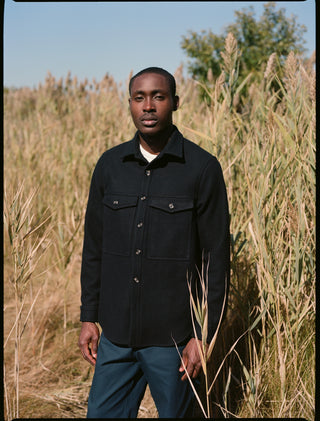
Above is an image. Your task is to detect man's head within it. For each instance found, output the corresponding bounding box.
[128,67,179,139]
[129,67,177,102]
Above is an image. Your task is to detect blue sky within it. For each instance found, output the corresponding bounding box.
[4,0,316,89]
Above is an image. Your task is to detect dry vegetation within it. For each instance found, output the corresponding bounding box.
[3,35,315,419]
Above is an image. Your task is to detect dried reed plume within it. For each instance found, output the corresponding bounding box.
[264,52,277,80]
[283,51,299,94]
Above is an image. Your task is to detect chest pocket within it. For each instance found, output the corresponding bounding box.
[147,197,194,260]
[102,194,138,256]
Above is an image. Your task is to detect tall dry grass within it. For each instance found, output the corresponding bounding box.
[3,34,315,419]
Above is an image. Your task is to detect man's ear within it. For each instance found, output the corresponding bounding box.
[173,95,179,111]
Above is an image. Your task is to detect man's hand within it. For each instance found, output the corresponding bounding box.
[78,322,100,366]
[179,338,204,381]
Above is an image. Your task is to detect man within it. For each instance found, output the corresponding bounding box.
[78,67,230,418]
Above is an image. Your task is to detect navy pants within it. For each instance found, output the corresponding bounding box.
[87,333,197,418]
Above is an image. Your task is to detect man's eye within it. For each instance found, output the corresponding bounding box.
[154,95,164,100]
[134,96,144,101]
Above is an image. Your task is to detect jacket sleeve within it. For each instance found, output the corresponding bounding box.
[80,157,105,322]
[195,156,230,342]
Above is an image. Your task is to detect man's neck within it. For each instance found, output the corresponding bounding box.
[138,126,174,154]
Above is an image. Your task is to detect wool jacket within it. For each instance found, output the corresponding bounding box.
[80,127,230,347]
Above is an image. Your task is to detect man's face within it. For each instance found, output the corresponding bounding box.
[129,73,179,138]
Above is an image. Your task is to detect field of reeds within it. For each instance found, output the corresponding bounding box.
[3,34,315,419]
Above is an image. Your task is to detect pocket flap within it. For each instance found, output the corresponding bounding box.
[149,197,194,213]
[103,194,138,210]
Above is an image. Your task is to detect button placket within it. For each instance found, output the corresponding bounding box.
[135,198,146,262]
[132,167,152,293]
[130,164,152,344]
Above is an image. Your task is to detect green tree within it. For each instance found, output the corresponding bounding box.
[181,2,307,84]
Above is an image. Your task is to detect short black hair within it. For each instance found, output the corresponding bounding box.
[129,67,176,99]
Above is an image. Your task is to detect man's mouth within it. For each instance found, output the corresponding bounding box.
[141,115,158,126]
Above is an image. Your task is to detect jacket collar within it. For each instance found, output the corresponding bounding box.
[121,126,184,163]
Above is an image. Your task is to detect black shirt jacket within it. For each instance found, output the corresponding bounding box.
[80,127,230,347]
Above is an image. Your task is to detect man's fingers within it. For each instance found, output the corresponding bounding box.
[79,342,96,366]
[180,349,191,380]
[180,366,198,381]
[180,360,201,381]
[78,322,100,366]
[192,363,201,378]
[179,338,204,381]
[91,337,99,359]
[179,354,188,372]
[84,349,96,366]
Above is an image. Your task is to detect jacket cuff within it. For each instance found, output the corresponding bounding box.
[80,305,99,322]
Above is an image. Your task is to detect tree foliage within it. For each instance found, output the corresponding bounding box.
[181,2,307,84]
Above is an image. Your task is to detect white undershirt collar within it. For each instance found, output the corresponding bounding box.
[139,143,158,162]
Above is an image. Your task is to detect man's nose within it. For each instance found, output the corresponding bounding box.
[143,97,156,111]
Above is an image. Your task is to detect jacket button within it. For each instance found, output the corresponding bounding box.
[133,277,140,283]
[137,222,143,228]
[113,200,119,205]
[141,196,146,201]
[135,249,142,255]
[169,203,174,209]
[145,170,151,176]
